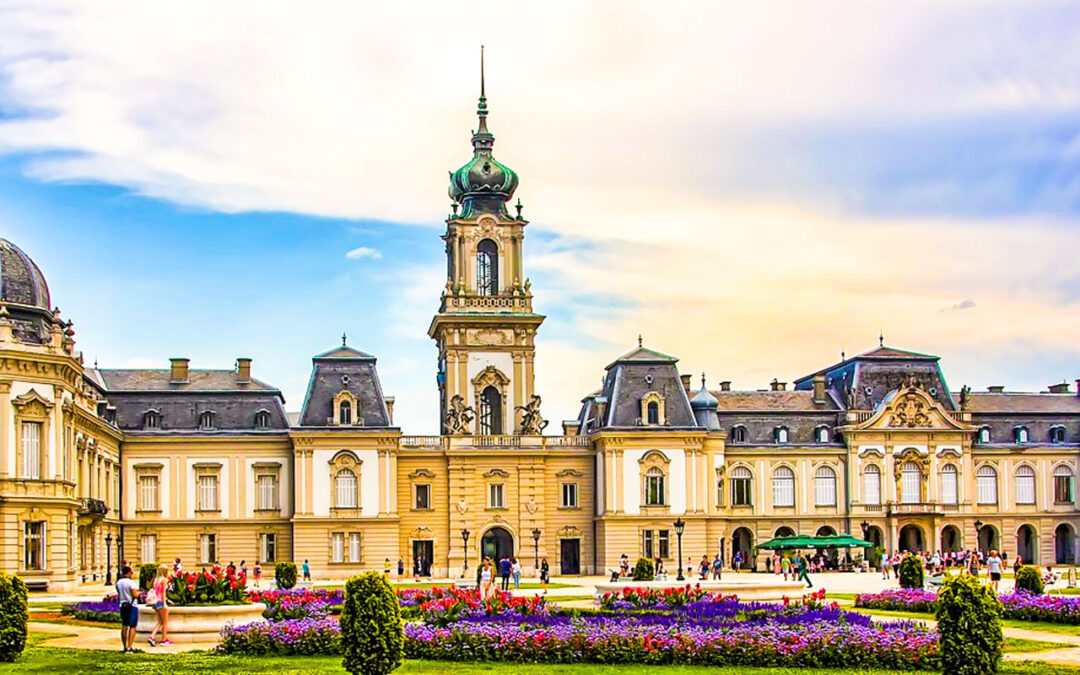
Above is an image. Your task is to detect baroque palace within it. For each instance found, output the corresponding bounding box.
[1,79,1079,592]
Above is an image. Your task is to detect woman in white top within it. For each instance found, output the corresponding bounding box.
[480,559,494,600]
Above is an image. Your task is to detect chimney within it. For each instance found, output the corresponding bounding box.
[987,385,1004,393]
[169,358,190,383]
[1049,382,1070,394]
[1075,379,1080,396]
[680,374,692,392]
[562,420,581,436]
[385,396,395,424]
[770,378,787,392]
[813,374,827,404]
[236,358,252,384]
[719,381,731,392]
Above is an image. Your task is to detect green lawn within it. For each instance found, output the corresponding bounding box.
[1004,637,1072,654]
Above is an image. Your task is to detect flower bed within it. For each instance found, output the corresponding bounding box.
[60,601,120,624]
[855,589,939,614]
[168,565,247,605]
[248,588,343,621]
[598,583,712,610]
[855,588,1080,625]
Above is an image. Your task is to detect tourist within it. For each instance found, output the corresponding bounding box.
[655,557,666,580]
[115,565,140,653]
[987,549,1003,592]
[301,559,311,582]
[881,551,890,579]
[764,554,772,574]
[1013,555,1024,576]
[252,562,262,588]
[540,558,550,592]
[772,553,781,576]
[967,550,981,577]
[781,554,791,581]
[699,554,710,580]
[511,557,522,589]
[146,563,172,647]
[713,554,723,580]
[480,559,495,600]
[173,557,183,574]
[795,551,812,588]
[384,557,391,577]
[226,561,236,576]
[891,552,901,579]
[733,550,742,571]
[397,557,405,580]
[500,555,512,591]
[620,554,630,577]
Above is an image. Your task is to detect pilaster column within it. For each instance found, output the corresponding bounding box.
[0,382,10,478]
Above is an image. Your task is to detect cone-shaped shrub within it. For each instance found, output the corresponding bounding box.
[632,557,655,581]
[139,563,158,591]
[340,571,403,675]
[936,573,1003,675]
[0,572,28,662]
[899,554,924,589]
[275,562,297,590]
[1014,566,1044,596]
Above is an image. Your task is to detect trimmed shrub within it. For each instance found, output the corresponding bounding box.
[1015,566,1044,596]
[275,562,297,590]
[631,557,655,582]
[139,563,158,591]
[898,554,924,589]
[937,573,1003,675]
[0,572,28,662]
[340,572,403,675]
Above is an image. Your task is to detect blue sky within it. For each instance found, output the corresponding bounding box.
[1,1,1080,432]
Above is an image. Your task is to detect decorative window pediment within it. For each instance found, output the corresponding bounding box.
[409,468,436,479]
[484,467,511,478]
[555,468,584,478]
[12,390,52,418]
[332,390,362,427]
[639,392,665,426]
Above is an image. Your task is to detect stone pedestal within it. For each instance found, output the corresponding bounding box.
[136,602,266,644]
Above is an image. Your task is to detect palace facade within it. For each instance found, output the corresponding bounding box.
[1,80,1078,592]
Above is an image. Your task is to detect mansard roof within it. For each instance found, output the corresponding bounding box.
[713,390,840,412]
[604,345,678,370]
[960,392,1080,414]
[298,341,393,428]
[98,369,279,392]
[585,342,697,430]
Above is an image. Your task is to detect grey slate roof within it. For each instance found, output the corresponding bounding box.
[584,344,697,431]
[714,390,840,412]
[297,343,393,428]
[98,369,278,392]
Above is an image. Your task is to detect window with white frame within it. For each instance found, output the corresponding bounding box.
[349,533,362,562]
[730,425,747,443]
[814,465,837,506]
[24,521,44,570]
[200,533,217,563]
[331,532,345,563]
[414,484,431,510]
[815,426,830,443]
[644,467,666,506]
[978,426,991,444]
[20,421,42,479]
[1050,426,1067,444]
[257,473,278,510]
[62,426,71,481]
[862,465,881,505]
[198,411,215,430]
[143,410,160,430]
[138,474,159,512]
[488,483,505,508]
[141,534,157,563]
[1054,465,1074,503]
[730,466,752,506]
[561,482,579,508]
[197,473,220,511]
[259,533,276,563]
[977,465,998,504]
[940,464,958,504]
[1015,426,1029,444]
[334,469,358,509]
[254,410,271,428]
[772,466,795,507]
[1015,465,1036,505]
[774,426,789,444]
[642,529,654,559]
[900,462,922,504]
[658,530,671,558]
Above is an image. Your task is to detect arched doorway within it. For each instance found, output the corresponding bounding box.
[731,527,753,570]
[1016,524,1037,564]
[479,386,503,435]
[774,526,796,538]
[481,527,514,564]
[815,526,838,565]
[898,524,924,553]
[940,525,962,552]
[1056,523,1076,564]
[978,524,998,552]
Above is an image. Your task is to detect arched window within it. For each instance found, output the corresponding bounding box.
[772,466,795,507]
[977,426,991,444]
[479,385,502,435]
[1015,426,1029,444]
[863,465,881,505]
[730,466,752,506]
[644,467,666,506]
[198,411,214,430]
[730,425,747,443]
[940,464,958,504]
[977,465,998,504]
[646,401,660,425]
[254,410,271,428]
[814,465,837,506]
[1050,426,1067,444]
[476,239,499,296]
[143,410,160,430]
[774,426,789,444]
[335,468,358,509]
[1054,465,1075,503]
[900,462,922,504]
[1015,465,1036,505]
[815,426,830,443]
[339,400,352,426]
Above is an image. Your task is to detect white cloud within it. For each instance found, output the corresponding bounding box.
[345,246,381,260]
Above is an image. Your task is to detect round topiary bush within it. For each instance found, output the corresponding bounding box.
[632,557,655,581]
[899,554,924,589]
[1015,565,1044,596]
[340,571,403,675]
[936,573,1003,675]
[275,562,297,590]
[139,563,158,591]
[0,572,28,662]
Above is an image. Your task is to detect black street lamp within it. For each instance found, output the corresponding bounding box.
[974,520,983,551]
[116,534,123,581]
[531,528,541,570]
[674,518,686,581]
[104,532,113,585]
[461,529,471,576]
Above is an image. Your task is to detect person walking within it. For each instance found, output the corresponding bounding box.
[540,558,550,593]
[499,556,512,591]
[481,559,496,600]
[796,551,812,588]
[302,559,311,582]
[397,558,405,581]
[115,565,141,653]
[253,563,262,589]
[881,551,890,579]
[733,550,742,571]
[987,549,1003,593]
[146,563,172,647]
[967,550,981,577]
[384,557,391,577]
[511,557,522,590]
[713,554,723,580]
[891,552,901,579]
[1013,555,1024,576]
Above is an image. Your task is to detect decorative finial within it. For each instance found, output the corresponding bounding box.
[701,373,706,388]
[480,44,485,99]
[841,348,845,360]
[879,331,884,347]
[638,334,643,348]
[515,198,523,219]
[341,332,347,346]
[93,356,98,369]
[451,201,458,216]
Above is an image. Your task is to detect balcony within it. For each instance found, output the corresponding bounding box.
[400,435,593,450]
[887,501,941,516]
[439,293,533,313]
[78,498,108,518]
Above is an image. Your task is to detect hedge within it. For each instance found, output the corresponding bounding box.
[0,573,28,662]
[340,572,403,675]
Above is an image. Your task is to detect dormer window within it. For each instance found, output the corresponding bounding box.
[143,410,161,430]
[730,425,747,443]
[1050,426,1066,444]
[978,426,991,444]
[815,426,830,443]
[639,392,665,426]
[1015,426,1029,444]
[254,410,271,429]
[774,426,789,444]
[339,400,352,426]
[646,401,659,424]
[198,411,215,430]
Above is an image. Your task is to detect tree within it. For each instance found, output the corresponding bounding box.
[340,572,403,675]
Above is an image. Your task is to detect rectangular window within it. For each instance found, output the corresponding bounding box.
[658,530,670,559]
[642,529,654,559]
[331,532,345,563]
[488,483,505,508]
[141,534,157,563]
[259,533,276,563]
[940,470,957,505]
[21,421,42,479]
[349,533,362,563]
[138,475,159,512]
[414,484,431,510]
[24,521,44,570]
[1056,474,1074,504]
[863,470,881,505]
[257,474,278,510]
[561,483,578,508]
[200,533,217,564]
[1016,474,1036,505]
[197,474,219,511]
[731,477,752,506]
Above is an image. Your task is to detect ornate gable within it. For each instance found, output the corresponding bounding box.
[859,382,968,432]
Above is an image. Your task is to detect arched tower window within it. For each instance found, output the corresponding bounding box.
[479,385,502,435]
[339,400,352,426]
[477,239,499,296]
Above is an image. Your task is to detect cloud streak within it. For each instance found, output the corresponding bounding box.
[345,246,381,260]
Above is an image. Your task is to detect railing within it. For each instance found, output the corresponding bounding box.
[78,498,108,517]
[544,436,592,448]
[846,410,970,426]
[856,504,883,514]
[400,436,447,449]
[440,294,533,313]
[474,435,522,448]
[399,435,592,449]
[887,501,940,516]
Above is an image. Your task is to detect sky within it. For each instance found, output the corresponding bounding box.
[1,1,1079,433]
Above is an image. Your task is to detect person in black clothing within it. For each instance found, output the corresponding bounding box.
[540,558,550,594]
[499,556,512,591]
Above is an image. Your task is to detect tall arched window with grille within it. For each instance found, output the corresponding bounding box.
[772,466,795,507]
[1015,465,1036,505]
[338,400,352,426]
[863,465,881,505]
[977,465,998,504]
[478,385,502,435]
[476,239,499,296]
[335,468,358,509]
[644,467,666,506]
[814,465,837,506]
[940,464,958,504]
[1054,465,1075,504]
[900,462,922,503]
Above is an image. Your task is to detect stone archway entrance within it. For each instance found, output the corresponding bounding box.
[898,524,924,553]
[940,525,962,552]
[1056,523,1076,564]
[1017,524,1037,564]
[731,527,753,569]
[481,527,514,564]
[978,525,998,553]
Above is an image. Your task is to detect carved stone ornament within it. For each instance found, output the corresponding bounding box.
[525,496,538,514]
[468,328,513,346]
[455,497,468,514]
[445,394,475,435]
[516,394,548,435]
[558,525,580,537]
[889,395,932,428]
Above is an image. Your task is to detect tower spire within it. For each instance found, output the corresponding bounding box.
[474,45,491,142]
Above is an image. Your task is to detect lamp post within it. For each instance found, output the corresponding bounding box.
[116,534,123,582]
[461,529,471,577]
[974,520,983,552]
[104,532,113,585]
[674,518,686,581]
[531,528,541,571]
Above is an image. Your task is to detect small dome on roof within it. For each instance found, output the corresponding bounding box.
[0,238,51,310]
[691,378,719,410]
